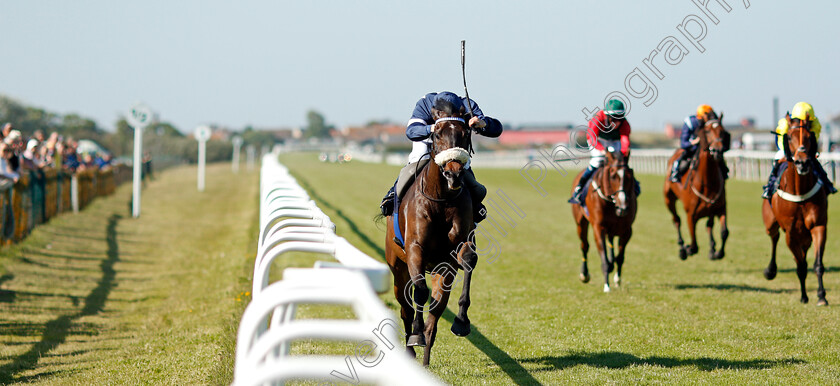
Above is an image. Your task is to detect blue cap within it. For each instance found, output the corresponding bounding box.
[434,92,464,112]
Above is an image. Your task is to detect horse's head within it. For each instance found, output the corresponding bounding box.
[784,112,814,176]
[431,100,472,192]
[699,112,725,161]
[603,146,633,217]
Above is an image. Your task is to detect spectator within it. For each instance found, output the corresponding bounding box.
[0,142,19,182]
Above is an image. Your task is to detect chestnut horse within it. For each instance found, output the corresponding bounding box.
[762,114,828,305]
[571,146,637,292]
[663,117,728,261]
[385,109,477,366]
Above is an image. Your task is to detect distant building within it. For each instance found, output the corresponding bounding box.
[498,124,573,146]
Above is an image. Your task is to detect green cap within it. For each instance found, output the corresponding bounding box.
[604,99,626,118]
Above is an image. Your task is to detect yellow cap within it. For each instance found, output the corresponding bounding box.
[790,102,815,122]
[696,104,714,117]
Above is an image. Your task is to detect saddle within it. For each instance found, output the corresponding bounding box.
[392,159,431,250]
[396,159,430,201]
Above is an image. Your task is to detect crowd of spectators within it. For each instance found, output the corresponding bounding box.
[0,123,113,183]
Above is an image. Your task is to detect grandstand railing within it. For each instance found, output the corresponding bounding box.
[232,153,441,386]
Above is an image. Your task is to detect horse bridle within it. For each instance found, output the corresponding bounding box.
[418,117,471,203]
[591,162,628,205]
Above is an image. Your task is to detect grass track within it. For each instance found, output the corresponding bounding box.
[0,163,258,384]
[280,152,840,385]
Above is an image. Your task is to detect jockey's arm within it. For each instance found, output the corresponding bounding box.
[680,118,696,150]
[405,99,434,141]
[587,113,606,151]
[620,121,631,157]
[466,100,503,137]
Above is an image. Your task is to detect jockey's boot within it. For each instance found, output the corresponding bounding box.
[463,169,488,223]
[380,185,396,216]
[762,161,783,199]
[569,165,596,204]
[634,178,641,197]
[720,160,730,180]
[669,159,682,182]
[812,159,838,195]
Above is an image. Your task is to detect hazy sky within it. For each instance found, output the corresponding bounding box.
[1,0,838,133]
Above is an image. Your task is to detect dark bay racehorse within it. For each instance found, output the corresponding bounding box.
[571,146,637,292]
[385,108,477,366]
[664,117,728,260]
[762,114,828,305]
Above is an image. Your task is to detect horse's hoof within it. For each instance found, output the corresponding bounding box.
[817,299,828,307]
[613,273,621,287]
[689,246,699,255]
[713,250,725,260]
[679,248,688,260]
[407,334,426,347]
[603,284,611,293]
[579,273,590,283]
[800,297,809,304]
[763,268,776,280]
[450,317,471,337]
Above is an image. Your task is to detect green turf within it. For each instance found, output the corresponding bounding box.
[0,163,258,384]
[279,152,840,385]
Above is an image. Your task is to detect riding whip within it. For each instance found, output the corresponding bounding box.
[461,40,474,118]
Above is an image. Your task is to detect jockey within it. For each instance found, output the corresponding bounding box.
[762,101,837,199]
[379,91,503,222]
[568,99,633,205]
[669,104,730,182]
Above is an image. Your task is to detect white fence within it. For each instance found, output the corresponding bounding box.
[232,153,442,386]
[351,148,840,183]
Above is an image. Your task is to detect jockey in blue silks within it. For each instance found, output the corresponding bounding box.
[379,91,503,223]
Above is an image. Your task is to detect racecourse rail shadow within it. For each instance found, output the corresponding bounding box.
[522,351,804,372]
[670,283,795,294]
[0,213,122,383]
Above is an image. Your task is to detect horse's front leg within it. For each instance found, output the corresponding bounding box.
[450,239,476,337]
[812,225,828,306]
[786,232,809,304]
[614,228,632,288]
[763,204,780,280]
[577,217,591,283]
[685,212,699,256]
[714,213,729,260]
[665,190,686,260]
[423,271,454,366]
[592,224,611,292]
[705,216,717,259]
[406,242,428,347]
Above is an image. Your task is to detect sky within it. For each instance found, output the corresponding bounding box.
[1,0,839,133]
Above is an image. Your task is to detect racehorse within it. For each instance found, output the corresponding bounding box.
[663,117,728,261]
[762,114,828,305]
[384,108,477,366]
[571,145,637,292]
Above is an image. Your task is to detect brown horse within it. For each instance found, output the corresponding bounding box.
[762,114,828,305]
[571,146,637,292]
[384,109,477,366]
[664,117,728,261]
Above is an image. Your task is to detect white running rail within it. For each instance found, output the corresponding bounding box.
[233,153,442,386]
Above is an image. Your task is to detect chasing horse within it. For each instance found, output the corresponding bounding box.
[664,107,730,261]
[569,99,638,292]
[762,108,832,306]
[380,92,502,365]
